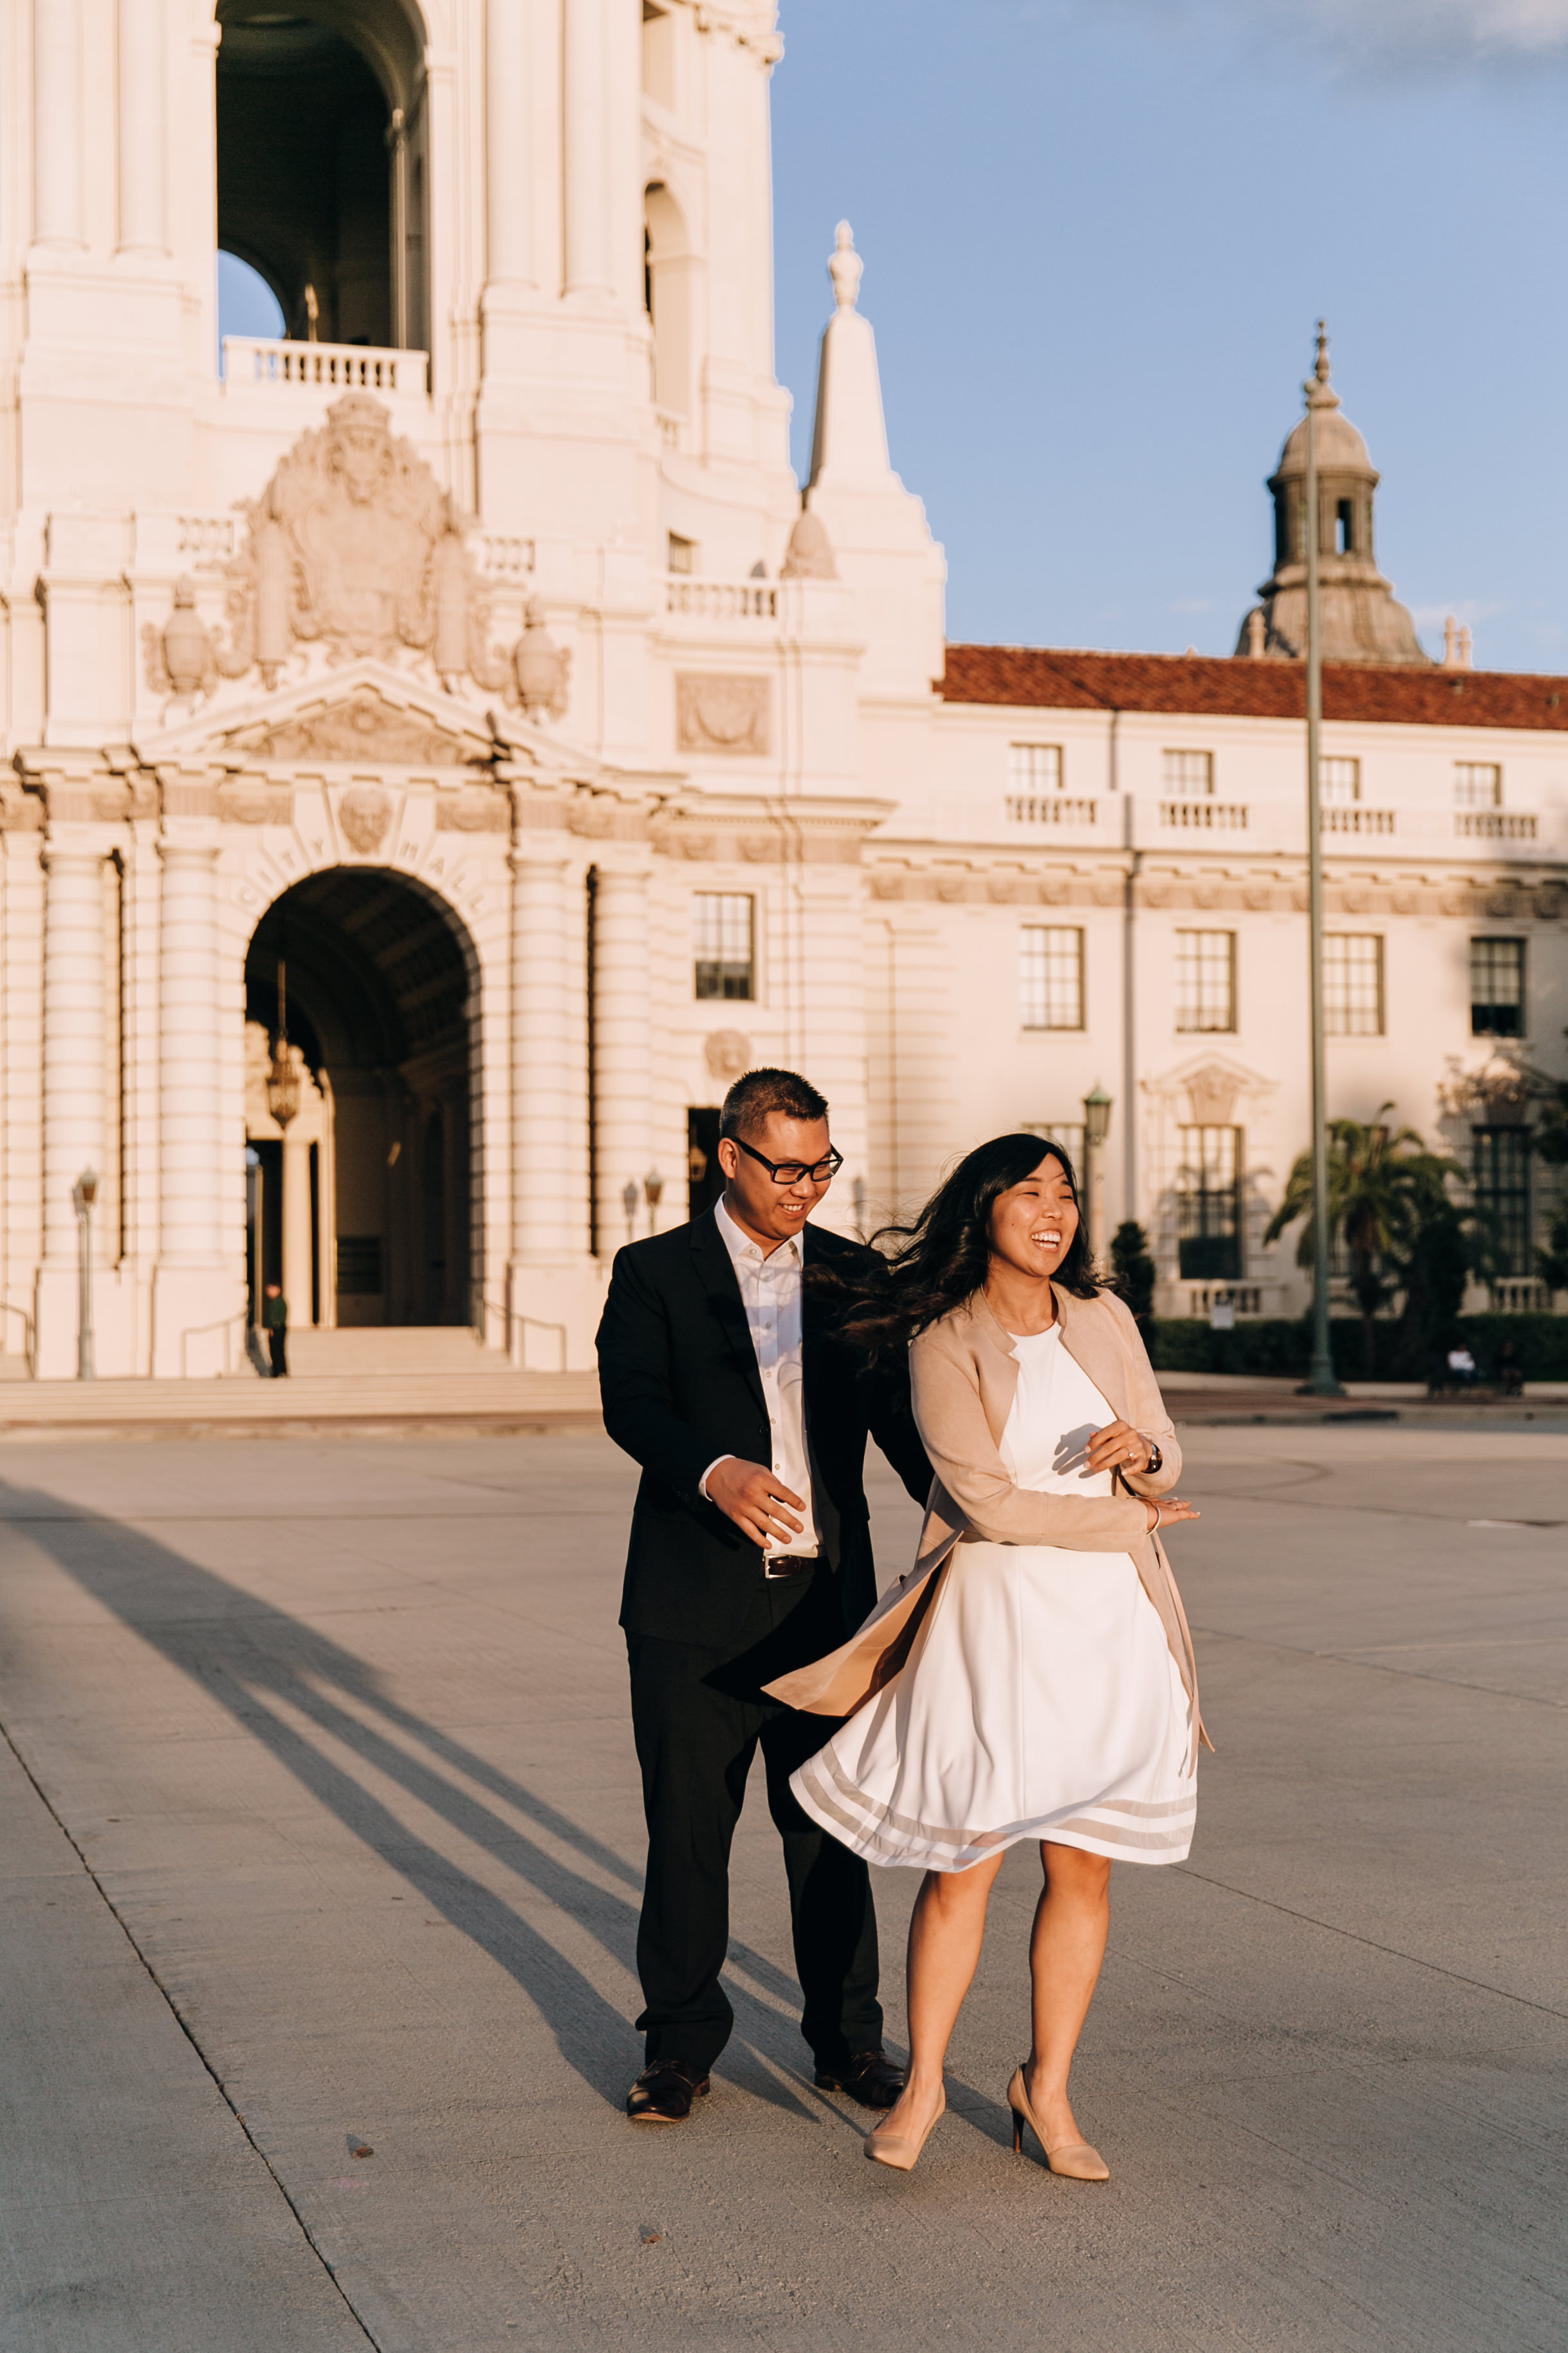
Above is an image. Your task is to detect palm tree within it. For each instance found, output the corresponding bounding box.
[1264,1108,1463,1375]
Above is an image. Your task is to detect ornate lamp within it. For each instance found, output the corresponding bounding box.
[643,1168,665,1236]
[1083,1084,1112,1149]
[622,1180,640,1245]
[266,958,300,1130]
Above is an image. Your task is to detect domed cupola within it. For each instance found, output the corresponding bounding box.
[1235,329,1429,665]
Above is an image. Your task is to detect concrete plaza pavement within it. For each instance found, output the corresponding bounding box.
[0,1425,1562,2350]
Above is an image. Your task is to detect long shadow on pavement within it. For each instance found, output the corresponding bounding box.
[0,1482,827,2117]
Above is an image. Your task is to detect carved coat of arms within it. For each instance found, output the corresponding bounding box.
[143,398,574,724]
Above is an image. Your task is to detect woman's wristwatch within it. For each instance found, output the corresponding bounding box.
[1142,1440,1163,1476]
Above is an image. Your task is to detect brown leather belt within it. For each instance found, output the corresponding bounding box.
[763,1552,820,1581]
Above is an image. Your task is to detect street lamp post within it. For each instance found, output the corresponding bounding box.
[71,1168,98,1381]
[1303,326,1344,1397]
[622,1180,639,1247]
[1082,1084,1112,1270]
[643,1167,665,1237]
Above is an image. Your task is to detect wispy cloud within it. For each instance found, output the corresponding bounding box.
[1056,0,1568,71]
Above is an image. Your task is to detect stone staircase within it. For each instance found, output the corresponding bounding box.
[0,1323,602,1440]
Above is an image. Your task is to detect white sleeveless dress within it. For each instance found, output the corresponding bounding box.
[791,1323,1196,1872]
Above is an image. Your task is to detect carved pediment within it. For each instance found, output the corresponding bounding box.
[223,685,486,768]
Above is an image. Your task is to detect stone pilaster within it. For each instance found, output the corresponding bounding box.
[590,848,652,1262]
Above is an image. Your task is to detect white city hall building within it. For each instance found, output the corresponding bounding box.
[1,0,1562,1379]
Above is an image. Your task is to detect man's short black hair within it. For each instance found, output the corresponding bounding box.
[719,1067,829,1143]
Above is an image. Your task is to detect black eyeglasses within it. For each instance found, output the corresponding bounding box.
[733,1137,844,1187]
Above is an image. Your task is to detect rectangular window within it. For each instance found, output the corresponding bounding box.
[1320,756,1360,806]
[1470,936,1524,1038]
[1473,1127,1531,1276]
[1455,761,1501,810]
[1163,749,1213,797]
[1009,743,1063,794]
[1324,934,1384,1036]
[1176,1126,1242,1281]
[1020,925,1084,1031]
[694,892,754,1001]
[667,532,694,575]
[1175,930,1235,1033]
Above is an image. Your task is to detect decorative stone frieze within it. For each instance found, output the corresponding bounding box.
[225,684,486,769]
[337,787,393,854]
[436,790,511,833]
[675,673,771,756]
[703,1029,752,1083]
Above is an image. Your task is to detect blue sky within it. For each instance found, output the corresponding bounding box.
[771,0,1568,670]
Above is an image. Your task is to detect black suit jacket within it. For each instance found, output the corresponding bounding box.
[596,1210,932,1653]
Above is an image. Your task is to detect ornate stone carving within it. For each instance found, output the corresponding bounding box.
[1185,1065,1241,1127]
[337,787,392,854]
[869,871,903,900]
[207,396,505,694]
[143,577,217,710]
[676,673,770,757]
[228,686,481,768]
[436,791,510,833]
[512,602,572,721]
[703,1029,752,1084]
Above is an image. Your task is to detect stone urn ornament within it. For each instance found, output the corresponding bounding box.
[512,601,571,721]
[142,576,217,712]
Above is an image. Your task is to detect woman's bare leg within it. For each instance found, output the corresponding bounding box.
[1022,1841,1111,2147]
[873,1852,1005,2139]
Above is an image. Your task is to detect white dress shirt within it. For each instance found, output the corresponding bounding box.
[699,1195,822,1558]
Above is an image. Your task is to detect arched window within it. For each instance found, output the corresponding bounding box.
[644,182,694,418]
[216,1,429,354]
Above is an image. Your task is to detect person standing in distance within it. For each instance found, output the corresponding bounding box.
[596,1067,932,2126]
[262,1283,288,1378]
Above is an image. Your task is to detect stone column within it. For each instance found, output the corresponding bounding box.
[33,0,84,249]
[40,843,104,1269]
[563,0,611,295]
[591,853,652,1258]
[157,839,221,1267]
[35,835,104,1377]
[116,0,167,254]
[510,833,576,1263]
[281,1130,314,1331]
[152,779,234,1373]
[486,0,531,288]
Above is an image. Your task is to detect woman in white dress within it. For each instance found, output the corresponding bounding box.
[777,1135,1205,2177]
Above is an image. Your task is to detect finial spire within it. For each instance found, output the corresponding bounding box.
[828,221,863,312]
[1304,319,1340,411]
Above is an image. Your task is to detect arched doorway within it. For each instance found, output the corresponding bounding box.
[244,870,474,1330]
[216,1,429,351]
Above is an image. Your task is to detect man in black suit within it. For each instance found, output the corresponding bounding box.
[596,1067,931,2125]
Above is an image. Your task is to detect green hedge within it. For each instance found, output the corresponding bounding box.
[1147,1312,1568,1381]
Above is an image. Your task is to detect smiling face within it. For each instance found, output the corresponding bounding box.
[716,1112,834,1252]
[986,1153,1080,1284]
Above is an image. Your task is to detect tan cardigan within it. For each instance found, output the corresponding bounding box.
[766,1284,1208,1760]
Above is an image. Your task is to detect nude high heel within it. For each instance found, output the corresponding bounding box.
[1006,2065,1110,2181]
[864,2087,945,2172]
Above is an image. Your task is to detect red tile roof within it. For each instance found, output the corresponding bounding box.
[940,645,1568,732]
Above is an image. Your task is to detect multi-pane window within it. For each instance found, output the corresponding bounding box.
[1321,756,1360,806]
[1163,749,1213,796]
[1175,931,1236,1033]
[1020,926,1084,1031]
[1470,937,1524,1038]
[1473,1127,1531,1275]
[1455,761,1502,809]
[1324,934,1384,1036]
[694,893,754,1001]
[1176,1126,1242,1281]
[1010,744,1063,794]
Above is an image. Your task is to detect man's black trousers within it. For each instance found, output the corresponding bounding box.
[626,1566,882,2078]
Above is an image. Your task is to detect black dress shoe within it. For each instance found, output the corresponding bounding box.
[814,2048,907,2110]
[627,2060,711,2123]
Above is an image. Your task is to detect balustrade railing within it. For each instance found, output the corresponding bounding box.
[664,579,779,620]
[1006,795,1099,826]
[1322,807,1396,835]
[222,338,430,397]
[1161,801,1248,830]
[1457,810,1537,840]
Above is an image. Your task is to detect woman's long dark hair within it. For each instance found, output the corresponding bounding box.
[825,1133,1099,1356]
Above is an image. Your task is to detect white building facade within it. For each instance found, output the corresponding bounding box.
[0,0,1562,1377]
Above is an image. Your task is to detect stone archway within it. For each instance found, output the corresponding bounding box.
[244,867,475,1330]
